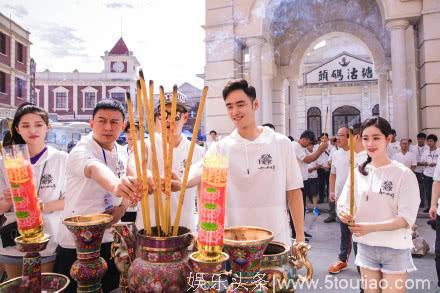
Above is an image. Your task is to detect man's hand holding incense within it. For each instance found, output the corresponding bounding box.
[111,175,142,202]
[338,211,354,225]
[159,170,182,193]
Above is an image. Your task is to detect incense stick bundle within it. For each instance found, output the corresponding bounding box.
[134,87,153,235]
[323,106,329,135]
[164,86,178,234]
[172,86,208,236]
[349,127,355,220]
[138,72,165,235]
[125,92,151,235]
[158,86,169,232]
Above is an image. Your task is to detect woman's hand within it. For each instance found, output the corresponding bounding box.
[338,211,354,225]
[348,223,374,237]
[2,190,12,204]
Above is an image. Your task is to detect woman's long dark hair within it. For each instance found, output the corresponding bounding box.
[358,116,393,176]
[11,103,49,145]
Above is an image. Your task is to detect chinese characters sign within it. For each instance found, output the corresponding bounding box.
[305,53,377,84]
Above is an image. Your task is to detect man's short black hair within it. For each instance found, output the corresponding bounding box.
[222,79,256,101]
[124,120,139,133]
[390,129,396,136]
[262,123,275,130]
[417,132,426,139]
[300,130,315,142]
[427,134,438,142]
[92,99,125,120]
[209,130,217,135]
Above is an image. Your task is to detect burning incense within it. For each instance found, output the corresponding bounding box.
[126,92,151,235]
[172,86,208,236]
[349,127,355,219]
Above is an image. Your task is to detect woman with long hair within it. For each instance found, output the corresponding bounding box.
[0,103,66,279]
[338,117,420,293]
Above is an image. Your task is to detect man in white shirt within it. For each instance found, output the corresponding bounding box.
[387,128,401,158]
[328,124,367,274]
[183,79,306,246]
[412,132,428,209]
[317,133,332,204]
[429,156,440,291]
[421,134,440,213]
[54,100,140,292]
[392,138,417,171]
[291,130,328,240]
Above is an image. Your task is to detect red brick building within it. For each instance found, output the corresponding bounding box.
[35,37,139,121]
[0,13,31,119]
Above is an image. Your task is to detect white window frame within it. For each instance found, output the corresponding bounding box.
[35,88,40,107]
[52,86,69,111]
[81,86,98,111]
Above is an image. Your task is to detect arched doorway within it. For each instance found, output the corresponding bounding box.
[332,106,361,135]
[307,107,322,139]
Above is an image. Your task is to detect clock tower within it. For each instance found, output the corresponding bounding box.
[102,37,140,75]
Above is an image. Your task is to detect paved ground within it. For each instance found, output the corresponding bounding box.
[300,204,437,292]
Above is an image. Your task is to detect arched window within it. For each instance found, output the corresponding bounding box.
[307,107,322,140]
[372,104,379,116]
[332,106,361,135]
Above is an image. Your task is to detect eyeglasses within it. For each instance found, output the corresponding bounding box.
[158,110,184,121]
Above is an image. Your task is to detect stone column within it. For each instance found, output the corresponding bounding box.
[262,75,273,124]
[377,70,389,120]
[44,85,49,111]
[288,79,298,138]
[73,85,78,119]
[387,19,410,138]
[247,37,265,125]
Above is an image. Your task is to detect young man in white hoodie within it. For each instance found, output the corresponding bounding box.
[182,79,305,245]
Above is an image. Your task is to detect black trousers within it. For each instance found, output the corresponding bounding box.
[317,168,330,202]
[290,185,306,239]
[415,172,425,207]
[338,221,352,262]
[424,175,434,208]
[53,242,120,293]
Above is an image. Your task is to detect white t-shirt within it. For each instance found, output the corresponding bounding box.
[410,144,428,174]
[392,151,417,169]
[387,141,401,158]
[0,146,67,257]
[57,133,127,249]
[431,157,440,215]
[421,148,440,177]
[317,145,332,170]
[292,141,308,181]
[337,161,420,249]
[135,134,204,232]
[330,149,367,197]
[307,147,318,179]
[200,127,303,245]
[0,157,9,193]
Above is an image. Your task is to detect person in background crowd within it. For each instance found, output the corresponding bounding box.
[262,123,275,131]
[123,120,140,155]
[206,129,218,148]
[327,124,367,274]
[306,143,320,215]
[429,156,440,293]
[0,103,67,279]
[387,128,400,158]
[392,138,417,171]
[421,134,440,213]
[412,133,428,209]
[54,100,139,292]
[339,117,419,293]
[288,135,294,142]
[292,130,328,240]
[317,133,332,204]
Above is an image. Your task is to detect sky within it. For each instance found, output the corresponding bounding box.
[0,0,206,90]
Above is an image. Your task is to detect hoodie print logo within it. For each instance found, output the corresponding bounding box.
[258,154,275,170]
[379,180,394,198]
[40,173,55,189]
[180,159,187,176]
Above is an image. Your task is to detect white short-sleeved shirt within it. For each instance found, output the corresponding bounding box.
[0,146,67,257]
[292,141,308,182]
[392,151,417,169]
[410,144,429,174]
[202,127,303,245]
[330,149,367,197]
[337,161,420,249]
[432,157,440,215]
[421,148,440,177]
[387,141,401,158]
[57,133,127,249]
[317,145,332,169]
[135,134,204,232]
[307,147,318,179]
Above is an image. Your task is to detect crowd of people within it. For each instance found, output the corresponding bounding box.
[0,78,437,292]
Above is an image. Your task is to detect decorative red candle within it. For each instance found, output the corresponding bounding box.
[197,153,228,261]
[3,145,43,242]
